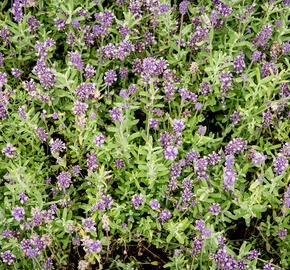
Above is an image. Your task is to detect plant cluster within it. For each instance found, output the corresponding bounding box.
[0,0,289,269]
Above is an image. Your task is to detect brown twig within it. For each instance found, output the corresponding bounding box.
[140,243,166,264]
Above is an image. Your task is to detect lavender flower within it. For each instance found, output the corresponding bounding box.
[195,102,203,111]
[2,230,12,238]
[118,25,130,40]
[131,194,143,209]
[281,142,290,158]
[149,199,160,210]
[173,119,185,134]
[11,68,22,78]
[82,218,96,231]
[213,0,233,17]
[277,228,287,239]
[182,179,193,190]
[194,158,208,174]
[219,71,232,91]
[128,0,143,17]
[2,143,17,158]
[207,151,221,165]
[104,69,117,86]
[170,163,182,178]
[159,3,170,13]
[282,41,290,54]
[72,235,80,246]
[86,152,98,171]
[225,138,247,155]
[142,57,157,76]
[89,240,102,253]
[57,172,71,190]
[72,100,88,116]
[223,167,236,187]
[0,53,3,66]
[36,127,48,142]
[197,126,206,135]
[84,64,96,79]
[50,138,66,154]
[168,179,178,191]
[188,26,209,49]
[195,219,205,232]
[260,62,277,78]
[191,237,203,257]
[185,150,200,163]
[0,72,7,88]
[164,146,178,160]
[35,41,49,59]
[19,192,28,204]
[128,84,137,95]
[149,118,159,130]
[252,24,272,50]
[200,82,212,95]
[233,52,245,73]
[32,59,57,89]
[237,260,248,269]
[119,67,128,81]
[252,50,262,61]
[54,17,66,31]
[110,107,123,123]
[71,20,80,28]
[93,134,105,147]
[12,0,23,22]
[263,263,275,270]
[212,248,237,269]
[159,209,172,223]
[280,83,289,98]
[115,159,125,169]
[252,150,267,165]
[68,51,84,72]
[71,165,80,177]
[230,111,243,126]
[18,105,26,119]
[202,228,211,238]
[208,203,221,215]
[179,1,189,15]
[0,27,12,45]
[261,110,273,128]
[12,206,25,221]
[1,250,16,265]
[27,16,40,32]
[273,154,288,175]
[23,79,39,99]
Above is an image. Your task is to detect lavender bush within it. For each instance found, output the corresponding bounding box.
[0,0,289,269]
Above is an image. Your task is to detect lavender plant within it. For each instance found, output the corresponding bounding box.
[0,0,289,269]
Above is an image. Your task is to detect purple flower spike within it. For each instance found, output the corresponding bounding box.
[110,107,123,123]
[104,69,117,86]
[223,167,236,187]
[1,250,16,265]
[149,199,160,210]
[179,1,189,15]
[131,194,143,209]
[12,206,25,221]
[82,217,96,231]
[57,172,71,190]
[93,134,105,147]
[89,240,102,253]
[2,143,17,158]
[274,154,288,175]
[164,146,178,160]
[197,126,206,135]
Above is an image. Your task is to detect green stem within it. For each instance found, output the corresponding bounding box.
[256,258,282,269]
